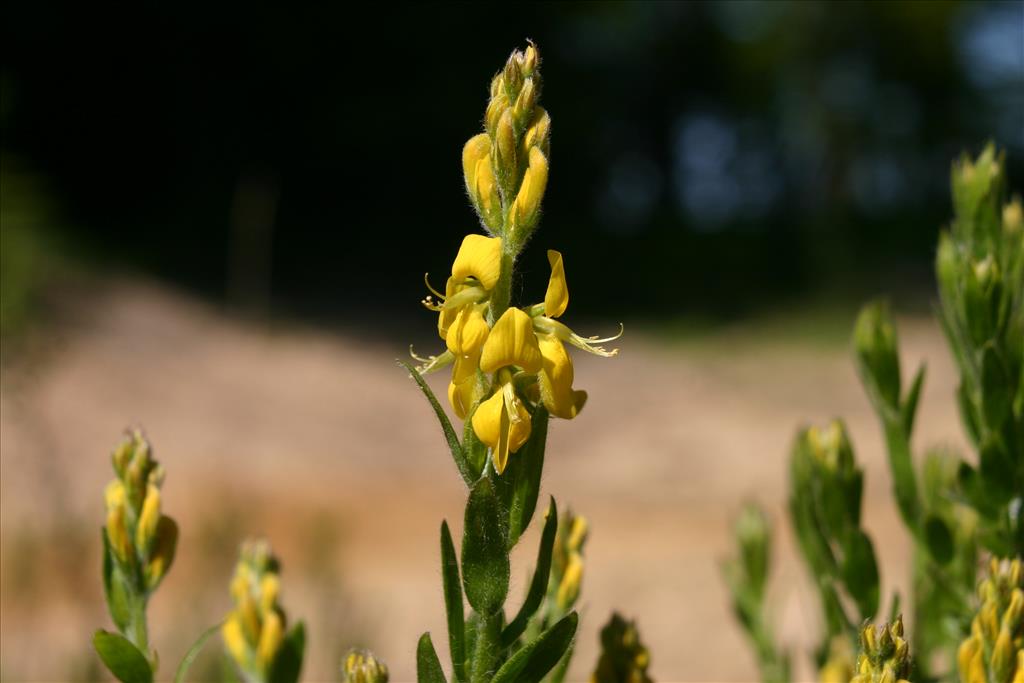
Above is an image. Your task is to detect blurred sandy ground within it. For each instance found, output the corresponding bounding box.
[1,278,967,682]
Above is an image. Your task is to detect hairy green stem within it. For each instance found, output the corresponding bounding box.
[470,613,503,683]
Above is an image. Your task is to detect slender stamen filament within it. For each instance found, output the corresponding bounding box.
[423,273,446,300]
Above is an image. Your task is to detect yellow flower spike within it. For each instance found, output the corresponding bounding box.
[451,234,502,292]
[144,516,178,590]
[480,308,543,374]
[222,615,251,671]
[446,304,489,356]
[537,335,586,419]
[448,377,477,420]
[544,250,569,318]
[257,610,284,672]
[511,147,549,234]
[471,383,532,474]
[135,483,161,554]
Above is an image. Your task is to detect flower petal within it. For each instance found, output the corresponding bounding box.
[446,304,490,355]
[448,378,477,420]
[471,389,504,453]
[480,308,543,374]
[538,335,584,419]
[544,250,568,318]
[452,234,502,291]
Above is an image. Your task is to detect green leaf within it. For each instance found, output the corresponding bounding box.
[417,633,447,683]
[461,478,509,616]
[441,522,467,683]
[901,363,926,436]
[93,630,153,683]
[174,622,222,683]
[956,382,981,448]
[269,621,305,683]
[399,360,475,486]
[980,344,1011,429]
[508,409,548,548]
[979,437,1015,505]
[840,530,879,620]
[462,419,487,482]
[923,515,954,565]
[101,529,132,633]
[491,612,578,683]
[502,498,558,647]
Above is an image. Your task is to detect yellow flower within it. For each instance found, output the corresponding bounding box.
[538,334,587,419]
[472,379,532,474]
[452,234,502,291]
[480,308,542,374]
[448,377,478,420]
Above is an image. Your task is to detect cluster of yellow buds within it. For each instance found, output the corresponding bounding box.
[958,558,1024,683]
[852,616,911,683]
[552,509,588,611]
[591,613,653,683]
[222,540,288,683]
[104,429,178,593]
[417,43,619,475]
[341,648,389,683]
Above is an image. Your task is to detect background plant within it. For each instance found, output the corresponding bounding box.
[724,144,1023,683]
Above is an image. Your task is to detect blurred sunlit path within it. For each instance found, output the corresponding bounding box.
[1,278,966,681]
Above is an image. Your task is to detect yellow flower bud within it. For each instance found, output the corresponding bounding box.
[104,479,125,511]
[260,574,281,614]
[135,484,161,555]
[446,304,489,356]
[513,78,536,125]
[567,515,589,552]
[222,615,251,670]
[144,515,178,590]
[511,147,548,235]
[523,108,551,156]
[106,502,133,565]
[342,648,390,683]
[992,629,1014,683]
[522,43,538,76]
[958,637,985,683]
[239,593,262,644]
[493,109,517,188]
[556,553,583,609]
[485,93,509,138]
[257,609,284,672]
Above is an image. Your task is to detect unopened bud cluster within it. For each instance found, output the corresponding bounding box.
[958,558,1023,683]
[342,648,389,683]
[591,613,653,683]
[465,42,550,244]
[852,616,912,683]
[104,429,178,593]
[791,420,863,535]
[222,540,288,683]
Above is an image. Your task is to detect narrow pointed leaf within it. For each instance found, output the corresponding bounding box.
[900,363,926,436]
[93,630,153,683]
[440,522,467,683]
[174,622,222,683]
[508,409,548,548]
[923,514,954,565]
[417,633,447,683]
[840,530,879,620]
[502,498,558,646]
[269,621,305,683]
[399,360,474,486]
[461,478,509,616]
[491,612,578,683]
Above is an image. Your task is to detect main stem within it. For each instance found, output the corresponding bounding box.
[488,248,516,325]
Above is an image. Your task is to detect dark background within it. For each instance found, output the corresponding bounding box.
[2,1,1022,327]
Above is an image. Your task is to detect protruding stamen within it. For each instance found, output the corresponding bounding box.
[423,273,446,300]
[409,347,454,374]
